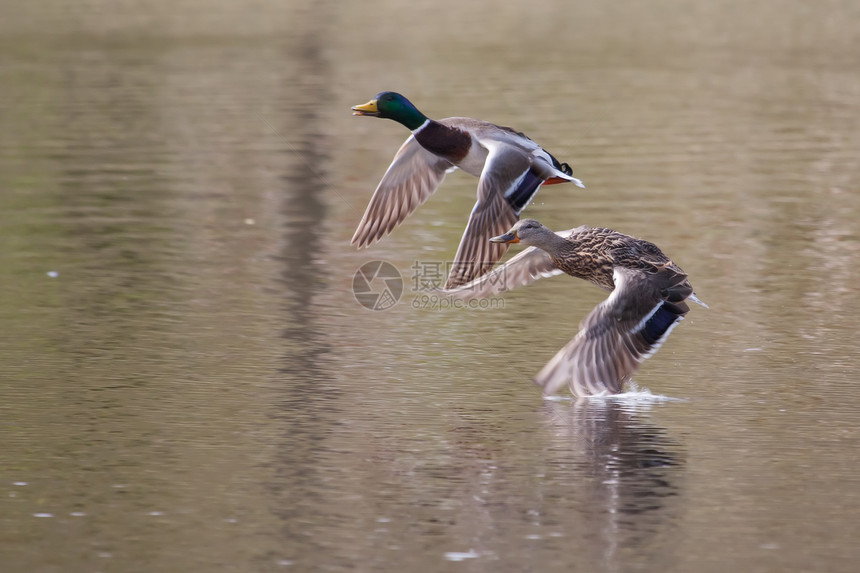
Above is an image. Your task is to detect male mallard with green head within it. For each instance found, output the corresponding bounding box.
[445,219,707,396]
[352,92,584,289]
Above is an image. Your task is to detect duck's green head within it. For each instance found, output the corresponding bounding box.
[352,92,428,131]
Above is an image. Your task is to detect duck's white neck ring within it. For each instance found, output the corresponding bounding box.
[411,119,431,134]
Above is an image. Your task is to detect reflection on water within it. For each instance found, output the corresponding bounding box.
[543,398,682,516]
[541,398,684,570]
[1,0,860,572]
[270,8,341,565]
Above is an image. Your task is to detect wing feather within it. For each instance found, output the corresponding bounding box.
[535,267,690,396]
[443,143,540,289]
[441,229,581,299]
[352,135,454,248]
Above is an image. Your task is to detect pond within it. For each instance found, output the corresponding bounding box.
[1,1,859,571]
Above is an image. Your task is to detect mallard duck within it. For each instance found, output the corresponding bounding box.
[444,219,707,396]
[351,92,584,289]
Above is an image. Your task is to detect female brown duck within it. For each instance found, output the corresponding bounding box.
[445,219,707,396]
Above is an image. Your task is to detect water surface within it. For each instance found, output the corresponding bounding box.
[1,1,859,571]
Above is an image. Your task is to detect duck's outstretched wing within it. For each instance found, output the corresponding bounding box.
[444,143,553,289]
[441,228,584,299]
[352,135,455,248]
[444,192,519,289]
[535,266,692,397]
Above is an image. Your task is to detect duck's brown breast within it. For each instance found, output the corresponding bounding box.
[414,121,472,164]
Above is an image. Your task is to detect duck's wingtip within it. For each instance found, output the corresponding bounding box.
[572,177,585,189]
[536,378,564,398]
[350,229,380,249]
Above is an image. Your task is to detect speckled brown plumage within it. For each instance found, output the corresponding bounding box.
[545,226,691,296]
[444,219,707,396]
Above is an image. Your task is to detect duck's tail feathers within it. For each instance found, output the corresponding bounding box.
[543,174,585,187]
[543,156,585,188]
[688,293,709,309]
